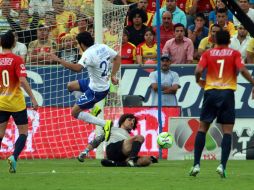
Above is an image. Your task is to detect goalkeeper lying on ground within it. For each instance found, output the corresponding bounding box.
[78,113,158,167]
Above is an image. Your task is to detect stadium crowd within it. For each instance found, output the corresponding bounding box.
[1,0,254,65]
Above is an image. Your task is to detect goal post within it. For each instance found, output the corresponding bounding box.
[0,0,129,159]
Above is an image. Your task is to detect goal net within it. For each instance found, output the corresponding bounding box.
[0,0,129,159]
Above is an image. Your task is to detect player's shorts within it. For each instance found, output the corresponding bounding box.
[106,140,128,162]
[76,79,109,109]
[0,109,28,125]
[200,89,235,124]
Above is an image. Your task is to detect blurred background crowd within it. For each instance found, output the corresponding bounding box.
[1,0,254,65]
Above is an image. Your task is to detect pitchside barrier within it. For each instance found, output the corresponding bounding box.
[1,64,254,159]
[168,117,254,160]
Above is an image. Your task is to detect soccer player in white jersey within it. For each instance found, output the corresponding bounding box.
[49,31,121,142]
[78,113,158,167]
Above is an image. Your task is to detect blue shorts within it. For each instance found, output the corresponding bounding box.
[200,89,235,124]
[76,79,109,110]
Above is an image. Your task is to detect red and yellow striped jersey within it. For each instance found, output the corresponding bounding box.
[136,42,160,64]
[0,53,27,112]
[121,42,136,64]
[198,47,244,91]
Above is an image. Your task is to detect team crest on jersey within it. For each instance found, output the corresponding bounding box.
[127,49,131,53]
[20,64,26,70]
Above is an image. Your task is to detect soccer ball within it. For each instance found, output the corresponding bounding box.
[157,132,174,149]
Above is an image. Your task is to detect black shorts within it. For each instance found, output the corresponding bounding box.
[200,89,235,124]
[106,140,128,162]
[0,109,28,125]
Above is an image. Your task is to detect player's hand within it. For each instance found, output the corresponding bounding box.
[31,98,39,110]
[252,87,254,99]
[48,53,60,62]
[111,75,119,85]
[198,79,206,88]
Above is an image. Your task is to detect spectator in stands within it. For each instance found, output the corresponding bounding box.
[0,31,27,61]
[112,0,128,5]
[58,34,80,63]
[188,13,209,60]
[229,25,251,62]
[152,0,187,28]
[136,27,160,64]
[163,23,194,64]
[52,0,76,34]
[234,0,254,26]
[44,11,66,43]
[12,31,27,61]
[215,8,236,37]
[70,14,91,37]
[7,9,39,46]
[153,10,174,47]
[0,0,13,34]
[129,0,154,26]
[198,24,221,57]
[185,0,215,27]
[149,54,180,106]
[250,0,254,8]
[209,0,233,26]
[27,25,57,65]
[125,8,148,46]
[176,0,187,12]
[28,0,52,18]
[121,29,136,64]
[103,19,120,50]
[246,38,254,63]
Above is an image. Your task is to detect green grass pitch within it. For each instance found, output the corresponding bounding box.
[0,159,253,190]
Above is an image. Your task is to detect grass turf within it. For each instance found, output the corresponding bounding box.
[0,159,253,190]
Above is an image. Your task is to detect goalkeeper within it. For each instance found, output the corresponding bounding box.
[78,113,158,167]
[49,31,121,141]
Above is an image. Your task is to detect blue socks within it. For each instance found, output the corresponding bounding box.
[194,131,206,166]
[13,134,27,161]
[221,134,232,170]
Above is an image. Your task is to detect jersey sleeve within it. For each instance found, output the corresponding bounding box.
[149,71,157,84]
[198,51,208,69]
[234,50,245,70]
[106,45,118,60]
[15,56,27,77]
[78,51,92,68]
[172,72,180,86]
[136,44,142,56]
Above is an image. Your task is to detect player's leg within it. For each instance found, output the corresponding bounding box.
[8,109,29,173]
[122,135,145,166]
[216,90,235,178]
[78,134,105,162]
[68,79,101,116]
[0,111,11,149]
[105,140,128,165]
[67,80,83,99]
[190,90,217,176]
[136,156,152,167]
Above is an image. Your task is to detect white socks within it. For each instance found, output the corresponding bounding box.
[77,112,106,127]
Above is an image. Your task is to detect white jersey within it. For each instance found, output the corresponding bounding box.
[78,44,118,92]
[108,127,130,144]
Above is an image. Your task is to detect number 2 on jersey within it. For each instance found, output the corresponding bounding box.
[100,57,110,77]
[217,59,224,78]
[1,70,10,87]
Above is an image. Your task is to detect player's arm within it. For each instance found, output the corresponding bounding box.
[49,53,83,72]
[111,54,121,85]
[239,66,254,99]
[19,77,38,110]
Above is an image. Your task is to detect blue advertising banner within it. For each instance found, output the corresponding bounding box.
[25,65,254,117]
